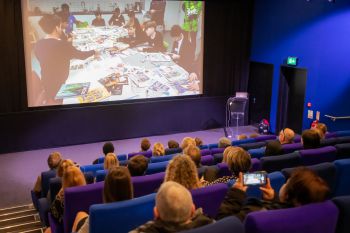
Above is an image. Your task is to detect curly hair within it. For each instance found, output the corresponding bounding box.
[164,155,201,190]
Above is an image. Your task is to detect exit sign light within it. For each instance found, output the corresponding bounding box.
[287,57,298,66]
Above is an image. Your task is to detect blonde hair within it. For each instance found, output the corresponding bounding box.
[104,153,119,170]
[315,123,327,139]
[181,137,196,150]
[57,159,75,177]
[164,155,201,190]
[218,137,231,148]
[153,143,165,156]
[222,146,251,176]
[237,134,248,140]
[58,166,86,199]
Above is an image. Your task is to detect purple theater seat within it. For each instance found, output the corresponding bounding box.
[48,213,63,233]
[191,183,228,218]
[244,200,338,233]
[260,152,302,173]
[128,151,152,159]
[132,172,165,197]
[282,143,303,154]
[299,146,337,166]
[217,163,232,177]
[145,160,169,175]
[80,164,104,177]
[293,135,301,143]
[180,216,244,233]
[250,158,261,172]
[63,182,104,233]
[200,149,211,156]
[325,132,337,139]
[201,155,214,166]
[255,135,277,142]
[210,147,225,155]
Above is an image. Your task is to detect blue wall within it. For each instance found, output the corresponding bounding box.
[251,0,350,132]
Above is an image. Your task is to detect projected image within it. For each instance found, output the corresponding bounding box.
[22,0,204,107]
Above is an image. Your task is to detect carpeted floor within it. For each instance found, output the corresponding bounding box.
[0,126,258,208]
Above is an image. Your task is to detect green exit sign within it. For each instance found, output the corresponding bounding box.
[287,57,298,66]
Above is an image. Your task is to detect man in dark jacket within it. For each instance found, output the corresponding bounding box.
[130,181,213,233]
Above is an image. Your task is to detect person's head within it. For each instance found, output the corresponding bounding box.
[222,146,251,177]
[265,140,283,156]
[218,137,232,148]
[47,152,62,170]
[104,153,119,170]
[237,134,248,140]
[127,155,149,176]
[144,21,157,37]
[128,10,135,19]
[95,11,102,19]
[103,166,133,203]
[127,25,136,36]
[57,159,75,177]
[279,167,329,206]
[181,137,196,150]
[62,166,86,190]
[314,123,327,139]
[141,138,151,152]
[301,129,321,149]
[153,143,165,156]
[168,140,179,149]
[279,128,295,144]
[183,145,201,167]
[170,25,183,41]
[194,137,203,147]
[61,3,70,13]
[249,133,259,138]
[114,7,121,16]
[103,142,114,156]
[38,14,63,35]
[154,181,195,223]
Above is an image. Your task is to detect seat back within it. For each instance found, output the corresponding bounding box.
[260,152,302,173]
[150,154,175,163]
[41,170,56,198]
[336,136,350,144]
[200,149,211,156]
[335,143,350,159]
[210,148,225,154]
[293,135,301,143]
[239,141,267,150]
[325,132,337,139]
[199,144,209,150]
[165,148,182,155]
[63,182,104,233]
[213,153,223,164]
[180,216,244,233]
[248,147,265,159]
[49,177,62,204]
[282,143,303,154]
[208,143,219,149]
[95,170,108,182]
[128,151,152,159]
[335,130,350,137]
[201,155,214,166]
[321,138,338,147]
[250,158,261,172]
[232,138,256,146]
[89,193,156,233]
[334,159,350,196]
[255,135,277,142]
[332,196,350,233]
[145,161,169,175]
[299,146,337,165]
[190,183,228,218]
[217,163,232,177]
[80,164,104,177]
[244,201,339,233]
[132,172,165,197]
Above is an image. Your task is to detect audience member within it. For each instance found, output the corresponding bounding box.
[93,142,115,164]
[183,145,201,168]
[312,123,327,139]
[142,21,166,53]
[57,159,75,178]
[168,140,180,149]
[72,167,133,233]
[153,142,165,156]
[218,137,231,148]
[91,11,106,27]
[130,181,213,233]
[237,134,248,140]
[302,129,321,149]
[194,137,203,147]
[181,137,196,150]
[141,138,151,152]
[164,155,201,190]
[217,167,330,221]
[108,8,125,26]
[265,140,283,156]
[104,153,119,170]
[278,128,295,144]
[249,133,259,138]
[128,155,149,176]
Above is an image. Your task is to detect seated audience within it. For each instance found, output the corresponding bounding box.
[278,128,295,144]
[93,142,115,164]
[142,21,166,53]
[164,155,202,190]
[141,138,151,152]
[108,7,125,26]
[91,11,106,27]
[302,129,321,149]
[265,140,283,156]
[72,167,133,233]
[33,152,62,196]
[217,167,330,221]
[237,134,248,140]
[183,145,201,168]
[57,159,75,178]
[128,155,149,176]
[104,153,119,170]
[168,140,180,149]
[130,181,213,233]
[194,137,203,147]
[312,123,327,139]
[218,137,232,148]
[204,147,251,185]
[249,133,259,138]
[153,142,165,156]
[181,137,196,150]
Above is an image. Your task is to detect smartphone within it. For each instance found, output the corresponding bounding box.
[243,171,267,186]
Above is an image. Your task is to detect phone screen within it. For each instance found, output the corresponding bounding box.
[243,172,267,186]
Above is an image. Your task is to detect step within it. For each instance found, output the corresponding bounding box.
[0,220,42,233]
[0,214,38,228]
[0,205,34,216]
[10,227,44,233]
[0,209,37,221]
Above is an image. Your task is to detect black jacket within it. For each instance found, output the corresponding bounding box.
[217,188,293,221]
[171,36,194,72]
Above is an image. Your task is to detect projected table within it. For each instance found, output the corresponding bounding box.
[58,26,197,104]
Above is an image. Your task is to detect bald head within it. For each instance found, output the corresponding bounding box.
[279,128,295,144]
[155,181,194,223]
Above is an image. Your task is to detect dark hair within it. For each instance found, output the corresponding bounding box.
[170,25,183,37]
[103,167,133,203]
[61,3,69,11]
[302,129,321,149]
[194,137,203,147]
[144,21,157,30]
[95,11,102,17]
[38,14,61,34]
[168,140,179,149]
[141,138,151,151]
[114,7,121,15]
[103,142,115,156]
[265,140,283,156]
[285,167,329,205]
[47,152,62,170]
[128,155,149,176]
[128,10,135,18]
[183,145,201,167]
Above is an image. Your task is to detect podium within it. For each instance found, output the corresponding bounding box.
[225,93,249,138]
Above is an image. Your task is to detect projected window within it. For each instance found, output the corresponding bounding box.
[22,0,204,107]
